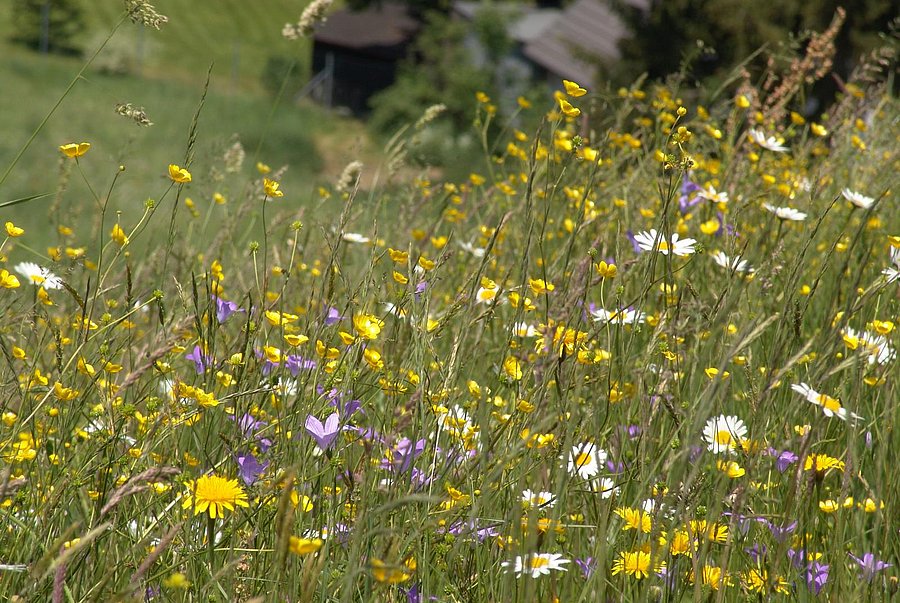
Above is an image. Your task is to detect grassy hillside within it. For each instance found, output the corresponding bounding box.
[0,0,313,90]
[0,2,378,245]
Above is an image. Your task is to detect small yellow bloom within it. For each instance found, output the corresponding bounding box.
[263,178,284,198]
[162,572,190,589]
[735,95,750,109]
[810,123,828,137]
[5,222,24,237]
[528,278,554,295]
[289,536,323,555]
[0,269,20,289]
[558,98,581,118]
[503,356,523,381]
[371,558,412,584]
[595,261,617,279]
[110,224,129,246]
[562,79,587,97]
[353,314,384,340]
[256,162,271,174]
[59,142,91,158]
[168,164,192,183]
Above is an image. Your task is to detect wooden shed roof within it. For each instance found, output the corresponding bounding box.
[314,2,420,57]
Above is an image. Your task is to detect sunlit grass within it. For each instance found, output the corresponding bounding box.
[0,4,897,602]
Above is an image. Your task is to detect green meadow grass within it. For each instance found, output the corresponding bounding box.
[0,0,311,89]
[0,4,898,603]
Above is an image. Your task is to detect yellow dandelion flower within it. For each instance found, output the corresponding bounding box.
[182,474,249,519]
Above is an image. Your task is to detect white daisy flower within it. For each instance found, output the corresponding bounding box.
[382,302,407,318]
[883,267,900,284]
[763,203,807,221]
[14,262,63,290]
[590,307,646,325]
[790,382,862,422]
[591,476,620,499]
[501,553,569,578]
[341,232,370,244]
[567,442,606,479]
[458,241,486,258]
[702,415,747,454]
[711,251,754,273]
[522,489,557,508]
[842,327,896,365]
[512,322,538,337]
[634,229,697,256]
[748,128,788,152]
[475,286,499,304]
[841,189,875,210]
[698,186,730,204]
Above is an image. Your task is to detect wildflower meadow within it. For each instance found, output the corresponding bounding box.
[0,3,898,602]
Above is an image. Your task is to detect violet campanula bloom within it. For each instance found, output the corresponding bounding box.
[235,413,272,452]
[848,552,892,581]
[806,561,829,595]
[305,412,341,450]
[766,520,797,543]
[776,450,799,472]
[384,438,426,473]
[285,354,316,376]
[324,306,343,326]
[575,557,596,578]
[678,172,702,215]
[212,295,244,323]
[625,230,641,253]
[235,452,269,485]
[414,281,428,301]
[185,345,212,374]
[745,543,767,564]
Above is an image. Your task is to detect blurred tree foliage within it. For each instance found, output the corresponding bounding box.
[368,11,492,136]
[610,0,896,84]
[11,0,86,55]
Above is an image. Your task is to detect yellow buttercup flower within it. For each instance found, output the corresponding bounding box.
[59,142,91,158]
[353,314,384,340]
[168,164,192,183]
[0,270,20,289]
[289,536,322,555]
[558,98,581,118]
[5,222,24,237]
[563,79,587,97]
[263,178,284,198]
[110,224,129,246]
